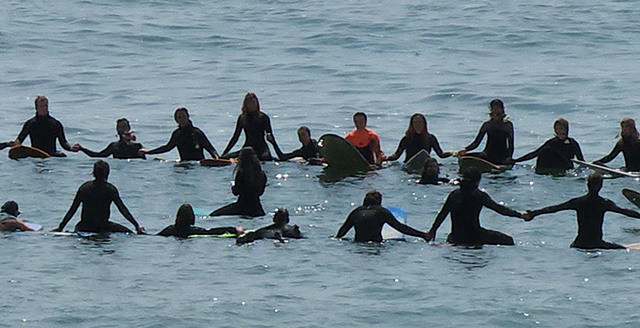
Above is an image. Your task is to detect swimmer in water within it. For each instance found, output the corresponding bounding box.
[457,99,514,165]
[221,92,279,161]
[334,190,429,243]
[51,160,145,234]
[594,118,640,171]
[513,118,584,173]
[425,168,526,247]
[524,173,640,250]
[344,112,384,165]
[157,204,243,238]
[210,147,267,217]
[10,96,81,157]
[140,107,219,161]
[0,201,34,232]
[267,126,323,163]
[385,113,452,163]
[417,157,452,185]
[236,208,303,245]
[79,118,146,159]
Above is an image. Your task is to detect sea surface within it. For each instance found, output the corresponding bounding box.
[2,0,640,327]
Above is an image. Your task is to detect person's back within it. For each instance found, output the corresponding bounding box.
[349,205,393,242]
[76,180,117,230]
[446,188,486,241]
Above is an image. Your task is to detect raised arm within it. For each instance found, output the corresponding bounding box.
[222,116,243,155]
[112,188,144,234]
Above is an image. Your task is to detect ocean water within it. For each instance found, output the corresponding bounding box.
[2,0,640,327]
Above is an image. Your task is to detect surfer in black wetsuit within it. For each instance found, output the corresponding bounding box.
[457,99,514,165]
[425,168,525,246]
[385,113,452,163]
[221,92,278,161]
[157,204,243,238]
[140,107,219,161]
[513,118,584,172]
[594,118,640,171]
[0,201,34,232]
[236,208,303,244]
[51,160,144,234]
[79,118,146,159]
[11,96,80,157]
[210,147,267,217]
[334,190,428,243]
[524,173,640,250]
[266,126,323,163]
[417,157,452,185]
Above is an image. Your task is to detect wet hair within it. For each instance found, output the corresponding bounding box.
[460,168,481,192]
[175,204,195,229]
[235,147,265,186]
[353,112,367,123]
[297,126,311,136]
[554,118,569,132]
[241,92,260,114]
[174,107,189,120]
[273,208,290,225]
[34,95,48,108]
[92,160,110,181]
[620,118,639,140]
[1,201,20,217]
[116,118,131,129]
[363,190,382,206]
[587,172,603,194]
[489,98,504,111]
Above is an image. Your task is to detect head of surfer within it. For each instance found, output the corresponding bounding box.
[93,160,110,182]
[272,208,290,228]
[421,157,440,182]
[587,172,603,196]
[620,118,639,140]
[460,168,481,192]
[488,98,505,121]
[554,118,569,140]
[407,113,428,136]
[174,107,191,128]
[241,92,260,115]
[1,201,20,217]
[34,96,49,117]
[353,112,367,131]
[116,118,135,141]
[297,126,312,145]
[363,190,382,206]
[175,204,195,229]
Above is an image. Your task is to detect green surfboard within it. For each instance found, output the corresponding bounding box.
[458,156,512,174]
[319,134,371,173]
[404,149,430,174]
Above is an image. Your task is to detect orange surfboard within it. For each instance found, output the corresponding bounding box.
[8,145,50,160]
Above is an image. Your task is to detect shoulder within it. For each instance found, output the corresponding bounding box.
[345,130,357,138]
[366,129,379,139]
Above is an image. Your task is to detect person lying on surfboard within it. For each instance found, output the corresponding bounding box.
[9,96,81,157]
[425,168,525,247]
[236,208,302,245]
[384,113,452,163]
[266,126,324,164]
[524,173,640,250]
[593,117,640,171]
[512,118,584,172]
[417,158,454,185]
[79,118,146,159]
[50,160,145,234]
[157,204,243,238]
[457,99,514,165]
[221,92,279,161]
[344,112,384,165]
[0,201,34,232]
[334,190,428,243]
[139,107,219,161]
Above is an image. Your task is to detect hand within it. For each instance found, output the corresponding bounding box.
[70,143,82,152]
[48,227,62,232]
[458,149,467,157]
[8,140,18,147]
[523,211,534,222]
[136,226,146,234]
[138,149,148,156]
[235,226,244,234]
[266,133,275,143]
[424,231,435,242]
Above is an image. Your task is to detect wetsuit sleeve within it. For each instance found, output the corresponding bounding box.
[464,122,489,151]
[482,192,522,218]
[16,120,31,143]
[594,140,623,165]
[111,187,141,230]
[529,198,578,218]
[57,187,83,230]
[146,130,179,155]
[572,139,585,161]
[383,209,426,238]
[222,115,243,155]
[335,208,357,238]
[386,137,406,161]
[0,142,10,150]
[80,143,115,158]
[507,121,515,159]
[430,134,452,158]
[269,136,297,161]
[56,120,73,151]
[428,193,453,234]
[514,139,551,163]
[196,129,219,158]
[604,199,640,219]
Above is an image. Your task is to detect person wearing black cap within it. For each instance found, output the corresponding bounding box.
[0,201,34,232]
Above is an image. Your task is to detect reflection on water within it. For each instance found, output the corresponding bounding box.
[441,245,494,270]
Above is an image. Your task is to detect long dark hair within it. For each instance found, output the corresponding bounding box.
[405,113,431,146]
[175,204,195,229]
[235,147,264,186]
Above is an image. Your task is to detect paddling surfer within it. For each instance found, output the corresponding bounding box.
[0,201,34,232]
[385,113,452,163]
[267,126,323,163]
[594,118,640,171]
[51,160,144,234]
[236,208,302,244]
[334,190,429,243]
[344,112,384,165]
[79,118,146,159]
[524,173,640,249]
[158,204,243,238]
[457,99,514,165]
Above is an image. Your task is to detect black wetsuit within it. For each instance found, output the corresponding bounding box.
[418,176,451,185]
[16,115,72,156]
[530,194,640,249]
[465,119,514,165]
[392,133,449,162]
[157,225,238,238]
[335,205,425,243]
[57,180,141,233]
[223,112,274,161]
[515,137,584,171]
[0,142,10,150]
[81,139,146,159]
[147,122,218,161]
[209,171,267,217]
[429,188,521,246]
[277,139,320,161]
[236,223,303,244]
[595,138,640,171]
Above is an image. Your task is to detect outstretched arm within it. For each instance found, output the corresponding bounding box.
[573,139,585,161]
[461,122,488,153]
[197,129,219,158]
[430,135,452,159]
[385,138,405,161]
[145,130,179,155]
[266,134,292,160]
[52,191,82,231]
[527,199,577,220]
[514,139,549,163]
[80,143,114,158]
[594,140,622,165]
[222,116,243,155]
[482,193,524,219]
[384,210,427,241]
[334,210,357,238]
[426,195,453,241]
[607,201,640,219]
[112,190,144,234]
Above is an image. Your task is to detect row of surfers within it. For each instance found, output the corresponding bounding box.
[2,95,640,173]
[2,159,639,250]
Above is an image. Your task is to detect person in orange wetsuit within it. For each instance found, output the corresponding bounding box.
[344,112,384,164]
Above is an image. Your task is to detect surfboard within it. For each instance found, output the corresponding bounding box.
[404,149,430,174]
[25,222,42,231]
[318,134,371,173]
[382,206,408,240]
[572,159,640,178]
[624,242,640,251]
[188,232,238,238]
[622,188,640,209]
[199,158,234,167]
[8,145,50,160]
[458,156,512,174]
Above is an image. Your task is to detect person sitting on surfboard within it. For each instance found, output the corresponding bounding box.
[9,96,81,157]
[385,113,452,163]
[457,99,514,165]
[210,147,267,217]
[158,204,243,238]
[593,118,640,171]
[140,107,219,161]
[418,158,452,185]
[344,112,384,165]
[425,168,525,247]
[79,118,146,159]
[266,126,323,163]
[524,173,640,249]
[50,160,145,234]
[513,118,584,173]
[334,190,429,243]
[0,201,34,232]
[236,208,303,244]
[221,92,279,161]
